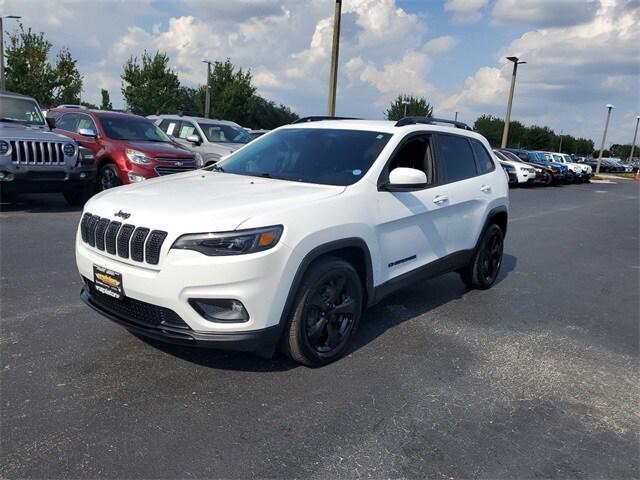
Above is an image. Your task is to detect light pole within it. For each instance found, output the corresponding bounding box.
[201,59,213,118]
[401,98,409,117]
[558,131,563,153]
[628,115,640,163]
[595,104,614,175]
[500,56,526,148]
[327,0,342,116]
[0,15,21,91]
[454,111,459,122]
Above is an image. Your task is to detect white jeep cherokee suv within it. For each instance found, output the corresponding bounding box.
[76,117,509,366]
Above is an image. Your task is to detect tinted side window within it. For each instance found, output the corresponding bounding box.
[436,134,477,183]
[56,113,78,132]
[470,139,495,174]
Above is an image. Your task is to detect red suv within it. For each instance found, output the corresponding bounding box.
[47,109,202,191]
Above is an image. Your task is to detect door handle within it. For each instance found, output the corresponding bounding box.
[433,195,448,205]
[480,185,492,193]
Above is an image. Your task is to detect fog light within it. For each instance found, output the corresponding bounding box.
[127,172,146,183]
[80,172,86,178]
[0,141,9,155]
[0,171,5,179]
[190,299,249,323]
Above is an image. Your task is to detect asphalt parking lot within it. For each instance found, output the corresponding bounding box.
[1,180,638,479]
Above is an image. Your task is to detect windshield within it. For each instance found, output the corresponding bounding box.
[100,116,170,142]
[211,128,392,186]
[198,122,251,144]
[0,96,45,125]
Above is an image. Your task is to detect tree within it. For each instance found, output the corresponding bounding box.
[121,51,181,115]
[205,58,256,124]
[575,138,595,155]
[4,25,83,107]
[610,144,636,159]
[5,25,56,106]
[100,89,113,110]
[245,95,298,129]
[385,94,433,121]
[51,48,82,105]
[473,115,504,147]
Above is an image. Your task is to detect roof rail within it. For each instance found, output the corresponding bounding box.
[291,116,361,124]
[395,116,473,131]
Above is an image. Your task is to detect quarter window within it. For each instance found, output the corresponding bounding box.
[436,134,478,183]
[76,115,97,134]
[470,139,495,174]
[386,135,434,185]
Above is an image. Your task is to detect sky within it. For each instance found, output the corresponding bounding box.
[1,0,638,146]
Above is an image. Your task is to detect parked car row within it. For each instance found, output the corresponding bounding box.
[493,148,593,186]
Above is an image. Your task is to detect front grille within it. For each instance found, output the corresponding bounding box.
[9,140,68,165]
[81,213,167,265]
[155,165,195,176]
[86,279,190,330]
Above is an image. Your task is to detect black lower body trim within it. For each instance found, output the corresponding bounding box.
[80,287,280,357]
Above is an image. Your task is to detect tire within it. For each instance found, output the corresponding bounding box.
[281,256,363,367]
[98,164,122,191]
[0,188,14,204]
[460,224,504,290]
[63,184,95,207]
[544,171,553,186]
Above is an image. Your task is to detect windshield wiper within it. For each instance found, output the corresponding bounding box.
[0,117,24,123]
[257,172,303,182]
[209,164,225,172]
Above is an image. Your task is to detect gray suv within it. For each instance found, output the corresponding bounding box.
[0,91,96,205]
[152,115,251,166]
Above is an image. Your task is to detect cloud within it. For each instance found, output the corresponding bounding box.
[444,0,489,23]
[442,0,640,144]
[492,0,600,27]
[423,35,459,54]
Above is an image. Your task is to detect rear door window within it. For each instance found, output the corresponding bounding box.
[435,134,478,183]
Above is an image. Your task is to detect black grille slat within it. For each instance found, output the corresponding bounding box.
[85,215,99,247]
[117,224,135,258]
[94,219,110,251]
[105,221,122,255]
[155,166,194,176]
[80,213,92,242]
[144,231,168,265]
[86,280,190,330]
[82,213,165,264]
[130,227,150,262]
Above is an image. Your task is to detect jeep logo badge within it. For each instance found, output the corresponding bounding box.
[114,210,131,220]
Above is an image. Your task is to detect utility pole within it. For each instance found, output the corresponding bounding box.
[595,104,614,175]
[454,112,459,122]
[0,15,22,91]
[628,116,640,163]
[500,56,526,148]
[327,0,342,116]
[202,59,213,118]
[401,98,409,117]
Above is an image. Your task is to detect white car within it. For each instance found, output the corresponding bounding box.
[76,117,509,366]
[550,153,591,181]
[493,150,536,184]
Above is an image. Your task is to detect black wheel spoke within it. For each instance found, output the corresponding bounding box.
[329,275,346,303]
[307,317,328,345]
[326,321,342,348]
[309,292,327,310]
[328,297,355,316]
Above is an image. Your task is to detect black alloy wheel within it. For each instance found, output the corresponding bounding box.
[282,257,363,367]
[460,223,504,290]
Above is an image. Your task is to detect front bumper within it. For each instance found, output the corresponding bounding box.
[0,167,96,193]
[80,286,281,356]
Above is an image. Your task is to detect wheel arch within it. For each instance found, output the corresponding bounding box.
[276,238,375,336]
[480,206,508,246]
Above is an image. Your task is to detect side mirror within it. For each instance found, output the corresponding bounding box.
[78,128,97,139]
[382,167,428,192]
[46,117,56,129]
[186,134,201,145]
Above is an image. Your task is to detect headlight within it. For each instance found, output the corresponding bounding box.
[502,164,515,173]
[126,148,152,164]
[63,143,76,157]
[535,168,542,172]
[78,146,94,162]
[194,152,204,168]
[172,225,283,256]
[0,140,10,155]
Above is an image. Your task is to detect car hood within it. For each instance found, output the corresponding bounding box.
[84,170,346,233]
[124,140,194,158]
[0,122,75,143]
